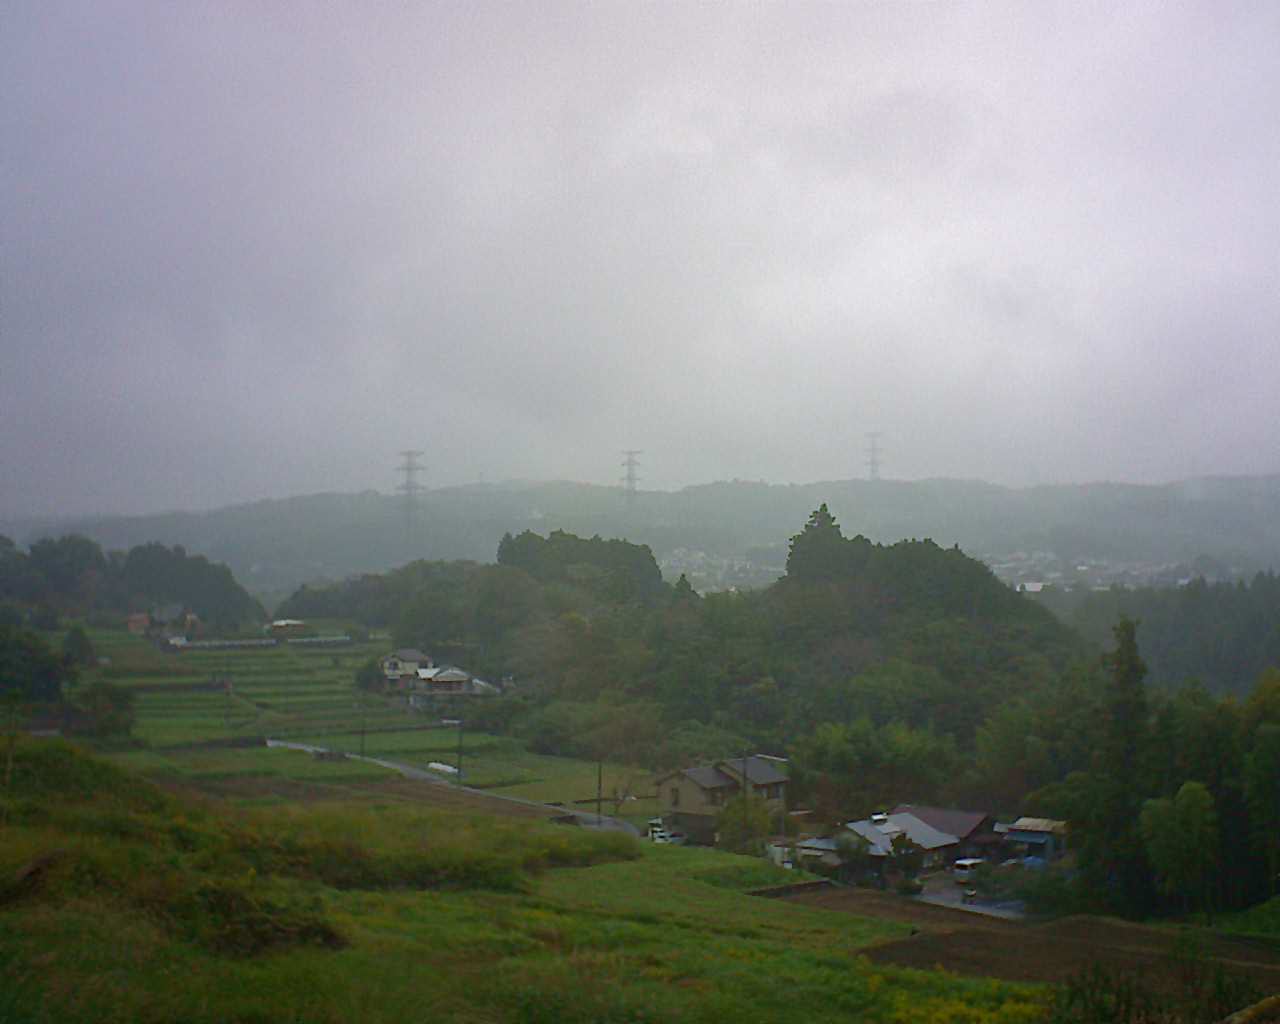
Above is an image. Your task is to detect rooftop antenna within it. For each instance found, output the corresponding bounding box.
[621,450,642,510]
[865,433,883,482]
[397,449,425,534]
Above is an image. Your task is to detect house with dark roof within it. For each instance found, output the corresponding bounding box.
[653,755,788,845]
[407,666,499,698]
[891,804,998,858]
[795,810,962,878]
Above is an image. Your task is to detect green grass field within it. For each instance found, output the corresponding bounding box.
[0,739,1049,1024]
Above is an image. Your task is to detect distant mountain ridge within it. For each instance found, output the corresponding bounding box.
[5,474,1280,594]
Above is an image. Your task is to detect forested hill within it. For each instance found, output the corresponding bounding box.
[280,515,1280,922]
[1036,572,1280,698]
[9,473,1280,594]
[279,510,1083,774]
[0,535,263,630]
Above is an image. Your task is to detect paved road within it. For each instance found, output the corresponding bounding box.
[914,870,1028,920]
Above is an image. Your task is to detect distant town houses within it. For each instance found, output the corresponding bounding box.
[130,605,203,643]
[660,543,1227,597]
[381,648,431,682]
[380,648,499,700]
[147,604,199,633]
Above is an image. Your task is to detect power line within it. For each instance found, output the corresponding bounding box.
[397,449,425,532]
[621,450,642,508]
[865,433,883,482]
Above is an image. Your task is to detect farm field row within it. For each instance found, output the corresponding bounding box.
[286,726,663,817]
[78,628,411,745]
[84,627,661,821]
[779,886,1280,994]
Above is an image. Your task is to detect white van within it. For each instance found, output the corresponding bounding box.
[952,858,984,883]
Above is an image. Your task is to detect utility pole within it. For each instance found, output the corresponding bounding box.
[397,450,425,536]
[620,450,642,511]
[597,760,603,822]
[865,433,883,482]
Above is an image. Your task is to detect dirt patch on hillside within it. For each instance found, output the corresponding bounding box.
[782,888,1280,991]
[786,885,1019,932]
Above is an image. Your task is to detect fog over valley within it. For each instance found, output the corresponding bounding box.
[8,8,1280,1021]
[4,2,1279,517]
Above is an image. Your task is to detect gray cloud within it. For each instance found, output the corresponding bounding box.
[3,1,1278,515]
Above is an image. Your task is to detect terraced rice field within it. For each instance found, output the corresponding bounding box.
[88,628,658,821]
[86,629,424,746]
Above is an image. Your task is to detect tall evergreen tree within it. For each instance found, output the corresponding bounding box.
[1079,618,1155,914]
[1245,723,1280,897]
[1104,617,1148,781]
[785,504,847,581]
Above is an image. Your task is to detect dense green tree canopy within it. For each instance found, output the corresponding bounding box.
[498,529,666,603]
[62,625,96,668]
[0,536,262,629]
[278,514,1280,920]
[1046,572,1280,697]
[0,626,71,704]
[1140,781,1219,915]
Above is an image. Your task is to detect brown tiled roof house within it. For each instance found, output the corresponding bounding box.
[654,755,788,845]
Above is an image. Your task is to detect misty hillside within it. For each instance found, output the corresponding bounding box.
[6,474,1280,595]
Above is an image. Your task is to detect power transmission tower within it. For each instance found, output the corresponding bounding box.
[397,450,425,533]
[621,450,642,509]
[865,433,883,482]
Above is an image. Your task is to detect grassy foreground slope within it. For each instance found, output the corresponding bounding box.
[0,740,1047,1024]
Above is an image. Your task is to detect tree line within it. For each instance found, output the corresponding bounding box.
[1,623,136,738]
[285,506,1280,918]
[1037,573,1280,698]
[281,506,1081,785]
[0,534,263,632]
[1021,621,1280,918]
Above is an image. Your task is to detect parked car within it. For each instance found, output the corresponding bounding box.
[647,818,687,845]
[952,857,984,883]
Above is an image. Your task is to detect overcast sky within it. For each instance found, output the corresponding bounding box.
[3,1,1278,516]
